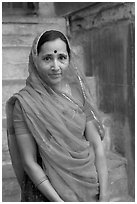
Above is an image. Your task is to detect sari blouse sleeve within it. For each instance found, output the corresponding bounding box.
[13,100,45,169]
[13,100,30,135]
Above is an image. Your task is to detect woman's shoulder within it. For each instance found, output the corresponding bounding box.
[13,99,23,117]
[14,99,21,109]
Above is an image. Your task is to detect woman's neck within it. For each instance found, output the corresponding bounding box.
[51,81,72,96]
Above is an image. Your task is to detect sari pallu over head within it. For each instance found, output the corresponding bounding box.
[6,30,105,202]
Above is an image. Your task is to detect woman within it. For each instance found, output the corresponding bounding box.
[6,30,127,202]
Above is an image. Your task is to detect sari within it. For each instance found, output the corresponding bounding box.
[6,30,132,202]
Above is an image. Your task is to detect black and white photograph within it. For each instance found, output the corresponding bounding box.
[2,2,135,202]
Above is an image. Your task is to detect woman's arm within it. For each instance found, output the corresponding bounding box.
[15,132,63,202]
[85,120,109,202]
[13,101,63,202]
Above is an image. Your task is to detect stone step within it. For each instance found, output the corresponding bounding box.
[3,61,29,80]
[2,18,66,36]
[2,163,20,202]
[2,123,8,151]
[2,178,20,202]
[2,79,26,118]
[2,117,19,201]
[2,44,30,81]
[2,163,15,180]
[3,46,30,65]
[2,127,11,163]
[3,34,34,47]
[2,117,11,164]
[3,16,62,24]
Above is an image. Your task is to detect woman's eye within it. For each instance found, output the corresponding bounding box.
[43,56,52,61]
[58,55,67,61]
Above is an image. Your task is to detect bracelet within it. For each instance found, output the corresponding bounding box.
[36,176,47,188]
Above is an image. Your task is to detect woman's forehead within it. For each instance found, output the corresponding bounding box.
[39,38,68,54]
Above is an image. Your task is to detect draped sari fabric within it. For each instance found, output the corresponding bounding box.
[6,31,104,202]
[6,30,131,202]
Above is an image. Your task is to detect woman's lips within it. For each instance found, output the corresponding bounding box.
[49,73,62,79]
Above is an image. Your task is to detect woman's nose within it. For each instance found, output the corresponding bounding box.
[52,59,60,71]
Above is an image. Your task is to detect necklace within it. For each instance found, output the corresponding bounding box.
[50,83,81,119]
[64,83,72,96]
[62,92,79,119]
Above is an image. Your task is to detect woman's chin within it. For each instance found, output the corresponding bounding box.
[47,78,62,87]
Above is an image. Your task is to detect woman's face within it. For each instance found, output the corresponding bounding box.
[37,38,69,88]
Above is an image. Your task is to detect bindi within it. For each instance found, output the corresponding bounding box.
[54,50,57,53]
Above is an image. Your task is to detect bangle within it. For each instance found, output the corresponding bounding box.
[36,176,47,188]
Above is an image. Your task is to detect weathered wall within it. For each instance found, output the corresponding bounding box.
[2,2,56,17]
[54,2,95,16]
[68,2,135,198]
[38,2,55,17]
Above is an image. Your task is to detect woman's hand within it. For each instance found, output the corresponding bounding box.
[85,121,109,202]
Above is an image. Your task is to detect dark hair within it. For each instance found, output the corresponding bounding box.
[37,30,70,57]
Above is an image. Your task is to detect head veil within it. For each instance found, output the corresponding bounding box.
[27,30,104,130]
[6,30,104,201]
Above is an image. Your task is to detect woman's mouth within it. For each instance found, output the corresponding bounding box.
[49,73,62,79]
